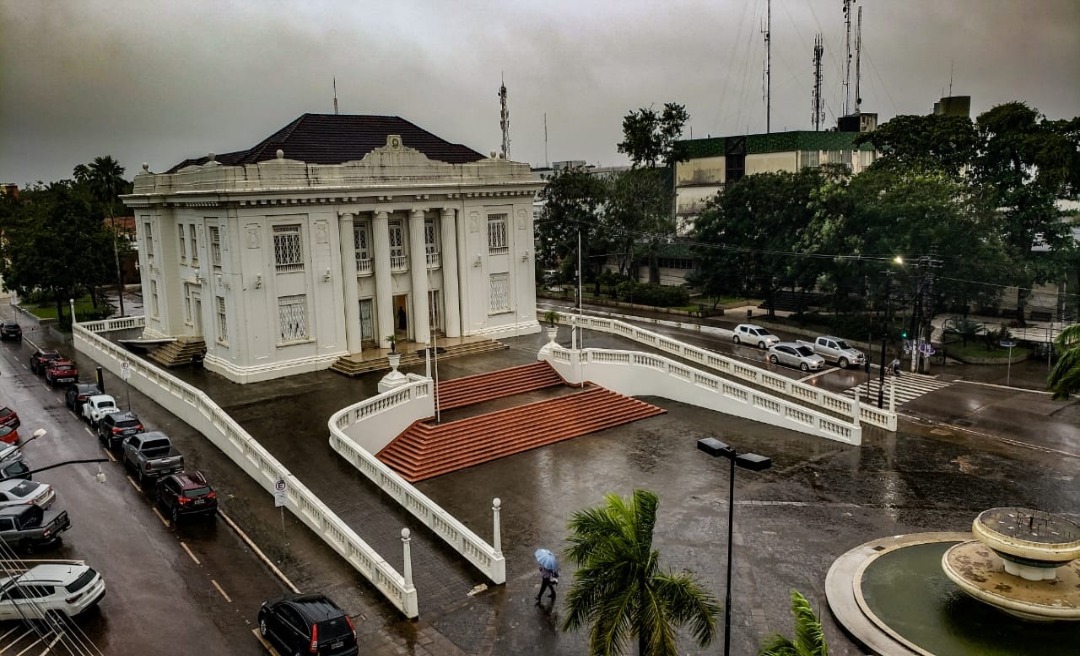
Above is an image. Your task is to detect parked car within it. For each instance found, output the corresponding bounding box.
[258,594,358,656]
[0,563,106,621]
[0,479,55,509]
[29,349,62,375]
[796,335,866,369]
[122,431,184,485]
[0,407,19,430]
[0,321,22,342]
[65,383,101,413]
[0,504,70,551]
[0,460,30,481]
[82,395,120,428]
[0,425,17,446]
[44,359,79,387]
[768,342,826,372]
[156,471,218,522]
[97,411,145,451]
[732,324,781,349]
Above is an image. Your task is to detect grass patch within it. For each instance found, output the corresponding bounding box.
[943,339,1029,361]
[22,295,110,322]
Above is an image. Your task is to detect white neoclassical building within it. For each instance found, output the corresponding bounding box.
[123,113,544,383]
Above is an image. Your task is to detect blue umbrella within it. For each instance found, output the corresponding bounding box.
[534,548,558,572]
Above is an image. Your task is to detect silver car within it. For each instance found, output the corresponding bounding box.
[733,324,781,349]
[768,342,825,372]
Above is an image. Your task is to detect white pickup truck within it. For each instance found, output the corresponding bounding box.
[796,336,866,369]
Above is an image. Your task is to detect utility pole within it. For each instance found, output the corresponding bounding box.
[812,33,824,131]
[854,4,863,114]
[878,272,893,408]
[842,0,854,116]
[333,77,339,115]
[763,0,772,133]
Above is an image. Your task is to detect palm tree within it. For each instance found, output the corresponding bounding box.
[562,489,720,656]
[1048,323,1080,400]
[84,156,127,316]
[757,589,828,656]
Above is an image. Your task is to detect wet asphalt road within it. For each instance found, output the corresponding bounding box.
[8,303,1080,655]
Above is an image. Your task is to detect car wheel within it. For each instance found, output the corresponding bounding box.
[171,505,179,525]
[800,362,809,372]
[259,618,268,637]
[769,355,778,364]
[758,341,766,349]
[838,357,849,369]
[732,335,740,344]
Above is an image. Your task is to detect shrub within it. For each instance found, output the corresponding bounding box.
[614,281,689,308]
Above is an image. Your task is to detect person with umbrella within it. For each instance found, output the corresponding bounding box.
[534,548,559,603]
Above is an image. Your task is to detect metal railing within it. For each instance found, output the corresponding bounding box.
[328,380,506,584]
[553,311,896,431]
[73,318,419,617]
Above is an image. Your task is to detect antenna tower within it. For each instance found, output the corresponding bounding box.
[812,34,824,131]
[499,75,510,159]
[333,77,339,115]
[854,4,863,113]
[762,0,772,133]
[544,113,549,168]
[842,0,854,116]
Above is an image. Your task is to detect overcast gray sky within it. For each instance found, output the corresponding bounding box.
[2,0,1077,186]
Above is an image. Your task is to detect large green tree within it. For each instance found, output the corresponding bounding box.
[757,589,829,656]
[536,165,609,293]
[562,489,720,656]
[606,168,675,284]
[855,113,977,177]
[80,155,129,315]
[1048,322,1080,399]
[617,103,690,169]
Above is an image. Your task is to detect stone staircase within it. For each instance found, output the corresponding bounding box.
[435,361,565,411]
[377,382,667,482]
[329,338,507,377]
[148,337,206,369]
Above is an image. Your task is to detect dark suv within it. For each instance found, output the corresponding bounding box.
[156,471,217,522]
[96,411,145,451]
[258,594,357,656]
[0,321,22,342]
[65,383,101,413]
[29,349,62,375]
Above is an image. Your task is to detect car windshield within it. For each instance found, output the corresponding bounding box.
[115,419,140,429]
[316,617,353,641]
[794,345,815,357]
[65,568,96,593]
[6,481,38,498]
[99,401,116,409]
[184,486,212,498]
[757,328,773,336]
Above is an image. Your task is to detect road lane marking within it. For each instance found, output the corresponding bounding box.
[84,427,95,437]
[211,579,232,603]
[103,448,117,462]
[151,506,170,527]
[126,475,143,493]
[180,541,201,565]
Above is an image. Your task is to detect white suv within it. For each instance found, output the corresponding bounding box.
[0,563,106,621]
[732,324,780,349]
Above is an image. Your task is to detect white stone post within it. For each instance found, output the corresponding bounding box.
[69,298,76,325]
[889,378,896,412]
[852,392,861,427]
[401,528,414,591]
[492,497,502,557]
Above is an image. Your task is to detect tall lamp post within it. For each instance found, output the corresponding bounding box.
[697,437,772,656]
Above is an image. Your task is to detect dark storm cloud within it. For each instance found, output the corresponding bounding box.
[1,0,1077,187]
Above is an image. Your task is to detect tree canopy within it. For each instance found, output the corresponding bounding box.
[617,103,690,169]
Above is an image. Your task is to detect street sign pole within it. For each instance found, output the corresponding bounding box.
[1000,339,1017,387]
[274,478,288,548]
[120,361,132,410]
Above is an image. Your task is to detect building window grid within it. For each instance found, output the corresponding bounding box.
[277,295,308,343]
[216,296,228,344]
[487,214,508,254]
[184,292,192,325]
[209,226,222,269]
[354,222,372,274]
[178,225,186,262]
[424,218,440,268]
[145,223,154,265]
[273,225,304,273]
[189,224,198,264]
[489,273,510,314]
[150,280,159,318]
[388,220,407,270]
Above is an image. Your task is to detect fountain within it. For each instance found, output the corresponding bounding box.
[942,507,1080,621]
[826,507,1080,655]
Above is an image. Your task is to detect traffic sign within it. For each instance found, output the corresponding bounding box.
[120,361,131,381]
[274,478,288,507]
[1000,339,1017,349]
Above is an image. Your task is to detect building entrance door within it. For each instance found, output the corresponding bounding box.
[359,299,375,344]
[191,291,203,338]
[428,290,442,336]
[393,294,409,341]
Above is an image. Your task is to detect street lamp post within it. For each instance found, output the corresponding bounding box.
[1000,338,1017,387]
[697,437,772,656]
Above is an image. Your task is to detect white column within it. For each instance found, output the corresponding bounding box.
[338,212,362,354]
[373,211,394,349]
[409,209,430,343]
[440,208,462,337]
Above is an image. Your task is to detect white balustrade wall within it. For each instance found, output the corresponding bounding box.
[73,317,419,618]
[544,345,862,445]
[555,311,896,431]
[328,383,507,584]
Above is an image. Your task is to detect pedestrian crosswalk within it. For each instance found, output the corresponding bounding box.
[846,372,951,406]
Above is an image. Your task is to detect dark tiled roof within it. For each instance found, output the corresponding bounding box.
[167,114,486,173]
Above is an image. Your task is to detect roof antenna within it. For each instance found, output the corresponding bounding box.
[948,60,955,97]
[333,77,339,115]
[499,73,510,159]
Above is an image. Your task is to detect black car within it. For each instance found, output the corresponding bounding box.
[96,411,144,451]
[156,470,218,522]
[65,383,101,413]
[0,321,22,342]
[29,349,61,375]
[258,594,357,656]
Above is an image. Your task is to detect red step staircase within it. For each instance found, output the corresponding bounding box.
[377,384,666,482]
[435,361,565,411]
